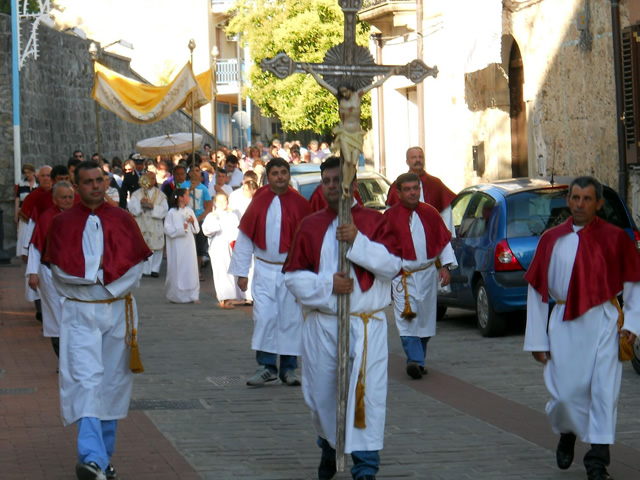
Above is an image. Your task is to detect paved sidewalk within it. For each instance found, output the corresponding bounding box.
[2,256,640,479]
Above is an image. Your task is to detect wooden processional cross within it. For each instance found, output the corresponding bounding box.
[261,0,437,471]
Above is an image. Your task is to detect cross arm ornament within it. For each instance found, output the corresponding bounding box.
[261,51,438,90]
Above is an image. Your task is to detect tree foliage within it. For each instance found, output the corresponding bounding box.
[227,0,372,135]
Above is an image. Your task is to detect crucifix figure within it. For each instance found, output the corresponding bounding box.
[262,0,437,472]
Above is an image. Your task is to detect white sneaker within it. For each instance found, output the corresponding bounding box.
[246,366,277,386]
[282,370,301,386]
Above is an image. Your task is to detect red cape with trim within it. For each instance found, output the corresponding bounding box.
[386,172,456,212]
[525,216,640,320]
[44,202,151,285]
[283,204,401,292]
[238,185,311,253]
[384,202,451,260]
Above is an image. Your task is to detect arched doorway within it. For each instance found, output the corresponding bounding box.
[509,41,528,177]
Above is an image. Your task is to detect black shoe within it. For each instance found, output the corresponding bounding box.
[75,461,106,480]
[35,311,43,322]
[587,468,614,480]
[406,362,423,379]
[556,432,576,470]
[105,463,117,479]
[318,457,336,480]
[150,272,159,278]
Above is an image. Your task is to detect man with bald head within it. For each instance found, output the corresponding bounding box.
[386,146,456,235]
[26,181,75,358]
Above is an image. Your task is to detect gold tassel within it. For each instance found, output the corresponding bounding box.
[354,314,369,429]
[612,298,634,362]
[397,272,416,320]
[125,294,145,373]
[354,369,366,428]
[129,328,145,373]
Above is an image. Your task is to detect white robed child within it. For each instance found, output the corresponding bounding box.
[202,192,244,309]
[163,188,200,304]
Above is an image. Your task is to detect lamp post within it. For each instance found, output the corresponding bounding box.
[211,45,219,154]
[88,42,102,163]
[188,39,196,161]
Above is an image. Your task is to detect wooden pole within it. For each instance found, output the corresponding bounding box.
[336,166,353,472]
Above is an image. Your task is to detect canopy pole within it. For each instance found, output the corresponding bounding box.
[189,39,196,163]
[88,43,102,163]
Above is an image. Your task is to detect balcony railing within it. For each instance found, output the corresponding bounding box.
[216,59,239,85]
[362,0,415,8]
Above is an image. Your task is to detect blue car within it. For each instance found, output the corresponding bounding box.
[437,177,640,337]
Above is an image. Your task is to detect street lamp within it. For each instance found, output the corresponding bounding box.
[211,45,219,154]
[88,42,102,164]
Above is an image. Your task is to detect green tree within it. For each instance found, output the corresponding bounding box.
[227,0,372,135]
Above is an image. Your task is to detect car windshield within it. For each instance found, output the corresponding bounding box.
[505,186,633,238]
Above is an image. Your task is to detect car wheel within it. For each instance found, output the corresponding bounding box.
[632,337,640,375]
[475,280,506,337]
[436,305,447,321]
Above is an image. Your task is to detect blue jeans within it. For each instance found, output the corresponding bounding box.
[317,436,380,479]
[400,336,430,366]
[77,417,118,471]
[256,351,298,378]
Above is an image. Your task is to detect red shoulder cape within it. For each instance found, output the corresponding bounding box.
[31,205,62,254]
[386,172,456,212]
[44,202,151,285]
[384,202,451,260]
[525,217,640,320]
[283,204,401,292]
[309,184,363,213]
[18,187,47,222]
[238,186,311,253]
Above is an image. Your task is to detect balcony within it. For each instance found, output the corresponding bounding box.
[359,0,417,35]
[216,59,239,85]
[211,0,235,14]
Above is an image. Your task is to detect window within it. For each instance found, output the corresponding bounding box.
[458,193,495,238]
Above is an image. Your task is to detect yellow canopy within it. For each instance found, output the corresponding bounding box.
[91,62,212,124]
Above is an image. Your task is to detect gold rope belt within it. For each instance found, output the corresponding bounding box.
[255,256,284,266]
[555,300,566,305]
[395,262,433,320]
[67,293,144,373]
[351,308,384,429]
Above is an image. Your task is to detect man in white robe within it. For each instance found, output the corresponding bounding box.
[19,165,52,319]
[385,146,457,236]
[229,158,311,386]
[46,161,150,480]
[283,157,402,480]
[524,176,640,480]
[26,181,75,358]
[128,172,168,278]
[384,173,457,379]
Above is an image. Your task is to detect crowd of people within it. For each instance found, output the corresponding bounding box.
[13,142,639,480]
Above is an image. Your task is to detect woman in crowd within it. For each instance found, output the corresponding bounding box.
[156,159,172,186]
[202,192,243,309]
[163,188,200,304]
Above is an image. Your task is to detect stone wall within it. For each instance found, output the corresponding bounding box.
[0,14,215,252]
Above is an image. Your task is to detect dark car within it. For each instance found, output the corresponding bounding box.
[437,177,640,337]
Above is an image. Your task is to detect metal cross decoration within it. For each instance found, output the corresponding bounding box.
[261,0,437,472]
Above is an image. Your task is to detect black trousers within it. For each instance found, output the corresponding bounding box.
[584,444,610,473]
